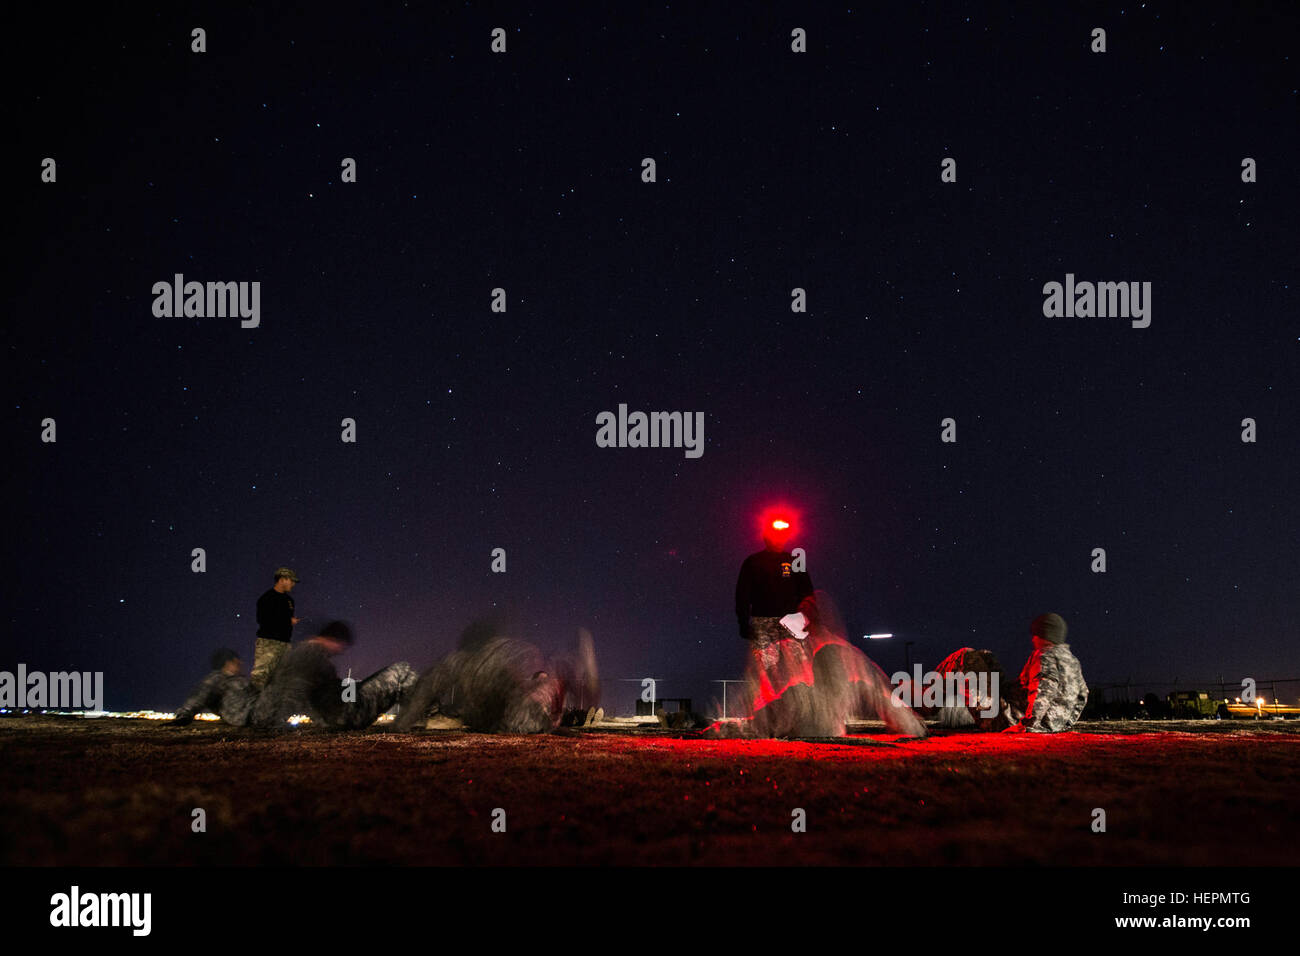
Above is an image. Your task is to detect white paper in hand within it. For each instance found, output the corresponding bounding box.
[779,612,808,641]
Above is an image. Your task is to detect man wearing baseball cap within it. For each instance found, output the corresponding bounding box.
[251,567,301,689]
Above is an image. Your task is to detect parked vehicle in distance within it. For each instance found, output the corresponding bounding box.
[1167,690,1220,719]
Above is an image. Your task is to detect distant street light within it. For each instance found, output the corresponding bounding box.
[862,632,911,671]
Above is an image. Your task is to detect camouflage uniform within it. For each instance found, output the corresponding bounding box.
[341,662,419,728]
[175,670,258,726]
[501,674,564,733]
[248,640,417,729]
[250,637,291,690]
[396,636,572,734]
[746,616,816,737]
[748,616,814,682]
[932,647,1017,730]
[934,643,1087,732]
[1014,642,1088,732]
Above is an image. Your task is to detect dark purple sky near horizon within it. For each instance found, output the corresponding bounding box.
[7,2,1298,711]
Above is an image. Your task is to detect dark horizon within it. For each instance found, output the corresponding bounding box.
[8,1,1298,711]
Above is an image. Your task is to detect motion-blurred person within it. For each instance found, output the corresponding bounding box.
[169,648,258,726]
[396,621,598,734]
[803,592,927,737]
[927,647,1012,730]
[248,620,417,730]
[251,567,300,689]
[725,513,924,738]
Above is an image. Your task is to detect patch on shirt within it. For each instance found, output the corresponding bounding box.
[780,562,792,578]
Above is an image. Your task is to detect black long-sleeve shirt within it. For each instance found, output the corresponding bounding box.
[735,549,814,638]
[256,588,295,643]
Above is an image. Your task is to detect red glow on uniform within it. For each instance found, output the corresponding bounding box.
[748,631,876,713]
[750,652,814,710]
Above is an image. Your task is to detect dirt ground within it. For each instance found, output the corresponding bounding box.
[2,716,1296,866]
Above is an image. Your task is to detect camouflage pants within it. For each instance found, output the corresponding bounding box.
[250,638,290,690]
[332,661,419,729]
[746,616,816,736]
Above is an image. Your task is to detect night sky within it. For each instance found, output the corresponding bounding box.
[9,2,1298,711]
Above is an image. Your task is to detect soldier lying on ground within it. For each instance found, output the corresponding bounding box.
[247,620,417,729]
[395,620,598,734]
[169,648,258,726]
[933,612,1088,733]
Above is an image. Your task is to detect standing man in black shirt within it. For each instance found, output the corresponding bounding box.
[734,514,818,733]
[252,566,300,689]
[735,516,817,644]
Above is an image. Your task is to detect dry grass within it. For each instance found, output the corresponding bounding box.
[2,716,1297,866]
